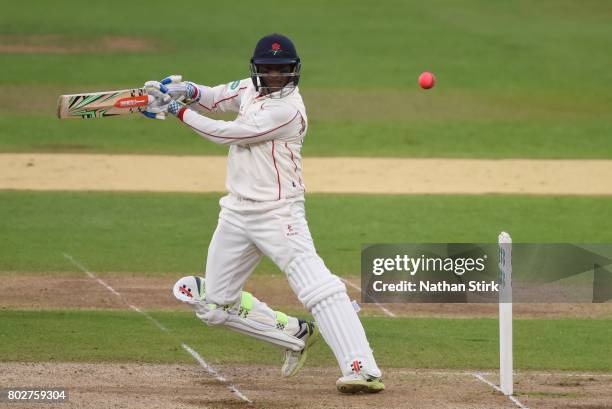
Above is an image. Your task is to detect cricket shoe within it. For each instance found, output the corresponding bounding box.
[281,320,319,377]
[336,373,385,394]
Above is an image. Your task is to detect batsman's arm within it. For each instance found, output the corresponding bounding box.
[168,100,299,146]
[191,79,249,114]
[153,76,248,114]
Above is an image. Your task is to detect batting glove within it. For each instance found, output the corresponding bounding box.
[160,75,200,103]
[167,100,185,116]
[142,80,172,120]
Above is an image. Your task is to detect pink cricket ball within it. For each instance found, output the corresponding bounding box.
[419,72,436,89]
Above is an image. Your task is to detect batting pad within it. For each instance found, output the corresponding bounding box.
[174,276,303,351]
[312,292,382,377]
[194,294,304,351]
[287,256,382,377]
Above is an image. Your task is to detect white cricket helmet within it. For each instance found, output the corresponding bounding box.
[172,276,205,304]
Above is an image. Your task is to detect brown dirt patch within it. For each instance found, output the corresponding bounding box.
[2,274,611,318]
[2,363,610,408]
[2,153,612,195]
[0,35,156,53]
[511,371,612,409]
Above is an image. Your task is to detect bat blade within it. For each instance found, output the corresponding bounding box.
[57,88,151,119]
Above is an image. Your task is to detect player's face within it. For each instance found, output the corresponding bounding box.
[258,64,293,91]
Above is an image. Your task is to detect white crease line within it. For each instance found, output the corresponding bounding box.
[63,254,121,296]
[139,309,169,332]
[62,252,251,404]
[472,373,504,394]
[95,278,121,296]
[472,372,528,409]
[125,303,168,334]
[128,304,142,313]
[182,343,252,404]
[342,278,396,318]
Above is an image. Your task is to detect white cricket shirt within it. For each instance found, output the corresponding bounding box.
[177,78,308,202]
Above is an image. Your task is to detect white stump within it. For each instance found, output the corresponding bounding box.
[498,231,513,396]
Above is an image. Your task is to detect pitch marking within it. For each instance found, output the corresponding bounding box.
[472,372,528,409]
[62,252,252,404]
[341,278,396,318]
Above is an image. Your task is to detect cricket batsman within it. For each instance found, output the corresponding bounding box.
[147,33,384,393]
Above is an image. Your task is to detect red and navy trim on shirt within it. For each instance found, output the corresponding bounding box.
[272,140,281,200]
[198,87,247,111]
[180,110,300,141]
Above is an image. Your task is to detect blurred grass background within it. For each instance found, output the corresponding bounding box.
[1,0,611,157]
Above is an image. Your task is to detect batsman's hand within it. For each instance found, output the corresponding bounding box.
[160,75,199,103]
[142,80,172,120]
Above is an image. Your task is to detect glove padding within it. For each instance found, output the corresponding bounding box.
[160,75,199,103]
[167,99,185,116]
[143,80,172,120]
[143,75,194,119]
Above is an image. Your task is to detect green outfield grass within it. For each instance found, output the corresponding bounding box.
[2,115,611,159]
[1,0,611,157]
[3,1,611,90]
[0,310,610,371]
[2,191,612,275]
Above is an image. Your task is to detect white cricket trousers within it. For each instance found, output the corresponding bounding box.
[204,194,382,377]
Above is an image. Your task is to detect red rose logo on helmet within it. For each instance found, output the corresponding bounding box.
[271,42,282,54]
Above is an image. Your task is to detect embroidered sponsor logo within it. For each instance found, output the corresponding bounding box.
[230,80,240,90]
[286,224,298,237]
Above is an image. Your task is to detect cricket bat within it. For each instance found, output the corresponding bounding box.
[57,88,152,119]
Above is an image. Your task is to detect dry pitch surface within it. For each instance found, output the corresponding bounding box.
[2,154,612,195]
[4,362,611,409]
